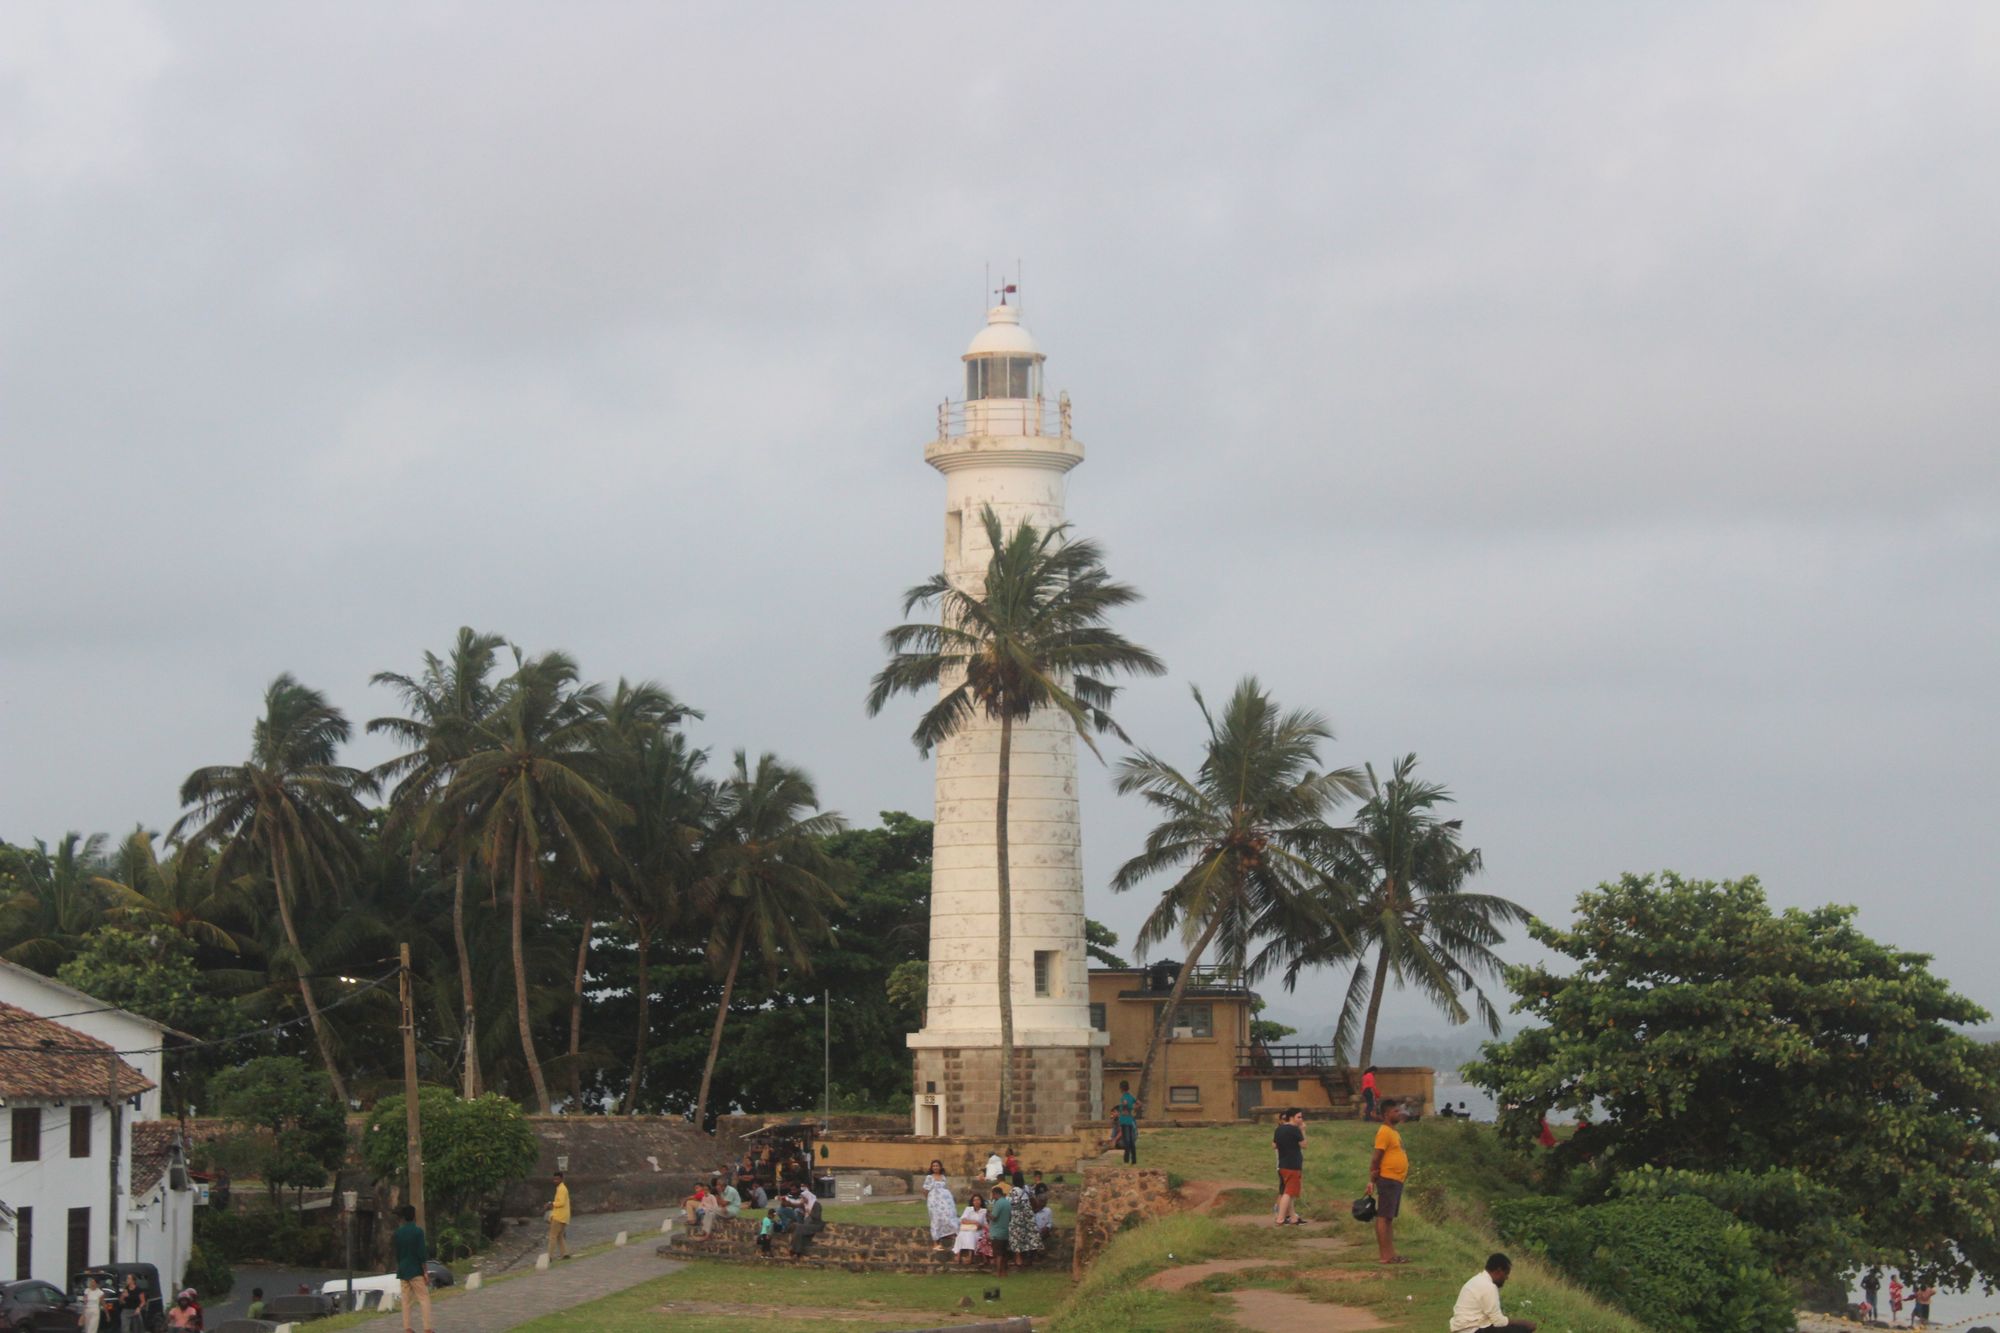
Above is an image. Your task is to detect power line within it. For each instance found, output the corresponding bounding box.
[0,967,402,1062]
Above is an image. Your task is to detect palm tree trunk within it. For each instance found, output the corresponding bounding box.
[453,856,481,1098]
[620,919,651,1115]
[512,831,554,1113]
[1355,939,1391,1073]
[994,710,1016,1138]
[1133,910,1226,1113]
[693,919,747,1133]
[567,913,593,1105]
[270,844,349,1107]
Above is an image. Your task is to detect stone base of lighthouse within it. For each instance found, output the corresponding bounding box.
[909,1035,1106,1139]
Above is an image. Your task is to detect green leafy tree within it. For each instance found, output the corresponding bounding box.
[173,676,376,1105]
[1468,872,2000,1291]
[1111,678,1362,1109]
[209,1056,350,1205]
[691,752,846,1130]
[369,627,510,1096]
[362,1088,539,1219]
[441,650,626,1112]
[58,927,246,1113]
[1248,998,1296,1045]
[1288,754,1526,1069]
[1084,918,1129,968]
[868,506,1163,1135]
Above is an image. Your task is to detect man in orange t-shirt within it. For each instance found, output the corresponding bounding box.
[1367,1099,1408,1264]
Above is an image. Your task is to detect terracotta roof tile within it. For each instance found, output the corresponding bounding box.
[130,1121,179,1196]
[0,1000,155,1101]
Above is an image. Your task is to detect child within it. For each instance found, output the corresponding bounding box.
[756,1208,777,1255]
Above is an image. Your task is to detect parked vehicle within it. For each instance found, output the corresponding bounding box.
[0,1279,82,1332]
[69,1264,166,1333]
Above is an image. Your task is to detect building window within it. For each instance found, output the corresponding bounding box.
[1170,1004,1214,1038]
[13,1206,29,1281]
[1033,951,1058,997]
[1088,1003,1106,1032]
[967,356,1041,401]
[1270,1078,1299,1093]
[1168,1086,1200,1105]
[11,1108,39,1162]
[69,1106,90,1159]
[66,1208,89,1281]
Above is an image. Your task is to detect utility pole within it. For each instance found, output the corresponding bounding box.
[399,943,425,1226]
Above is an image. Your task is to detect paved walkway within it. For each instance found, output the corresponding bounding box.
[341,1241,680,1332]
[482,1206,676,1274]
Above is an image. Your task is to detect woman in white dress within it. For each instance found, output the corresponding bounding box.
[954,1193,988,1265]
[923,1160,957,1250]
[79,1276,105,1333]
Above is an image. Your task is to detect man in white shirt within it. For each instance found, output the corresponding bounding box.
[788,1184,823,1257]
[1451,1253,1538,1332]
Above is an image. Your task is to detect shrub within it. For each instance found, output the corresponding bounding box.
[361,1090,539,1219]
[1493,1194,1794,1333]
[195,1206,343,1267]
[181,1243,234,1301]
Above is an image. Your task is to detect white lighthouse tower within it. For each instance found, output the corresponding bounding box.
[909,295,1106,1139]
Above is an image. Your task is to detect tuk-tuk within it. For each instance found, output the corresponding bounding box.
[70,1264,165,1332]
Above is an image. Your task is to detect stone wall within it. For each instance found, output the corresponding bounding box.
[661,1216,1074,1274]
[501,1116,721,1216]
[712,1113,909,1142]
[1069,1166,1174,1276]
[817,1127,1100,1178]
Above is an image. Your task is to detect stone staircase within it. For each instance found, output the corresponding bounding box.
[661,1218,1073,1275]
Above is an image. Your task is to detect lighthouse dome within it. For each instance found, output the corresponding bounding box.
[964,304,1044,360]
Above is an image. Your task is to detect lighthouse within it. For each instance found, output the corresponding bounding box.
[908,295,1106,1139]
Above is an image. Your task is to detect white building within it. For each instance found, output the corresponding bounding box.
[0,960,192,1286]
[908,296,1106,1138]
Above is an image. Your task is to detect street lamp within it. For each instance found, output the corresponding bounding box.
[342,1190,359,1313]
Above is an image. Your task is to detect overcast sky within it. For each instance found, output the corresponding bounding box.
[3,3,1996,1041]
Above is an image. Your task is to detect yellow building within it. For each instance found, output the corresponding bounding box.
[1089,966,1434,1122]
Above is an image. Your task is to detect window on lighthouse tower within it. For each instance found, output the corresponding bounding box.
[966,356,1040,401]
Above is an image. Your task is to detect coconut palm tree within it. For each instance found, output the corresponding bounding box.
[573,679,698,1106]
[1110,678,1365,1110]
[172,674,375,1105]
[690,752,846,1132]
[867,506,1163,1135]
[0,832,116,972]
[603,723,712,1114]
[95,828,245,956]
[1289,754,1525,1070]
[440,650,625,1112]
[367,627,509,1094]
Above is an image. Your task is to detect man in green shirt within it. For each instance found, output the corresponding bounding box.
[393,1204,435,1333]
[244,1288,265,1320]
[988,1186,1012,1276]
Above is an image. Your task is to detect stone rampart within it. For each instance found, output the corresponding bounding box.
[660,1217,1074,1274]
[501,1116,720,1216]
[1070,1166,1174,1276]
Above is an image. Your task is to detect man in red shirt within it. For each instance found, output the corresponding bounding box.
[1361,1067,1379,1121]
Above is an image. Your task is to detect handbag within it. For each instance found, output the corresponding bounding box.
[1351,1191,1378,1223]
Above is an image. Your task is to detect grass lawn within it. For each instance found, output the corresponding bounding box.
[1073,1119,1647,1333]
[512,1260,1072,1333]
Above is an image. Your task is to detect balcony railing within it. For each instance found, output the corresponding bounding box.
[1237,1044,1350,1076]
[937,392,1072,442]
[1127,962,1248,995]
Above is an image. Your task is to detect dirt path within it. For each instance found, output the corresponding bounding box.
[1175,1178,1267,1213]
[1142,1257,1280,1293]
[1226,1288,1390,1332]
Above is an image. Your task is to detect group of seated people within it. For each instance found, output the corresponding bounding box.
[683,1167,826,1258]
[1435,1101,1475,1118]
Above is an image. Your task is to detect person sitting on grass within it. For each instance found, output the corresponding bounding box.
[756,1208,777,1255]
[1451,1253,1537,1332]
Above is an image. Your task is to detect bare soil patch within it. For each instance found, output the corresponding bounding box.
[1175,1179,1268,1214]
[1226,1288,1390,1331]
